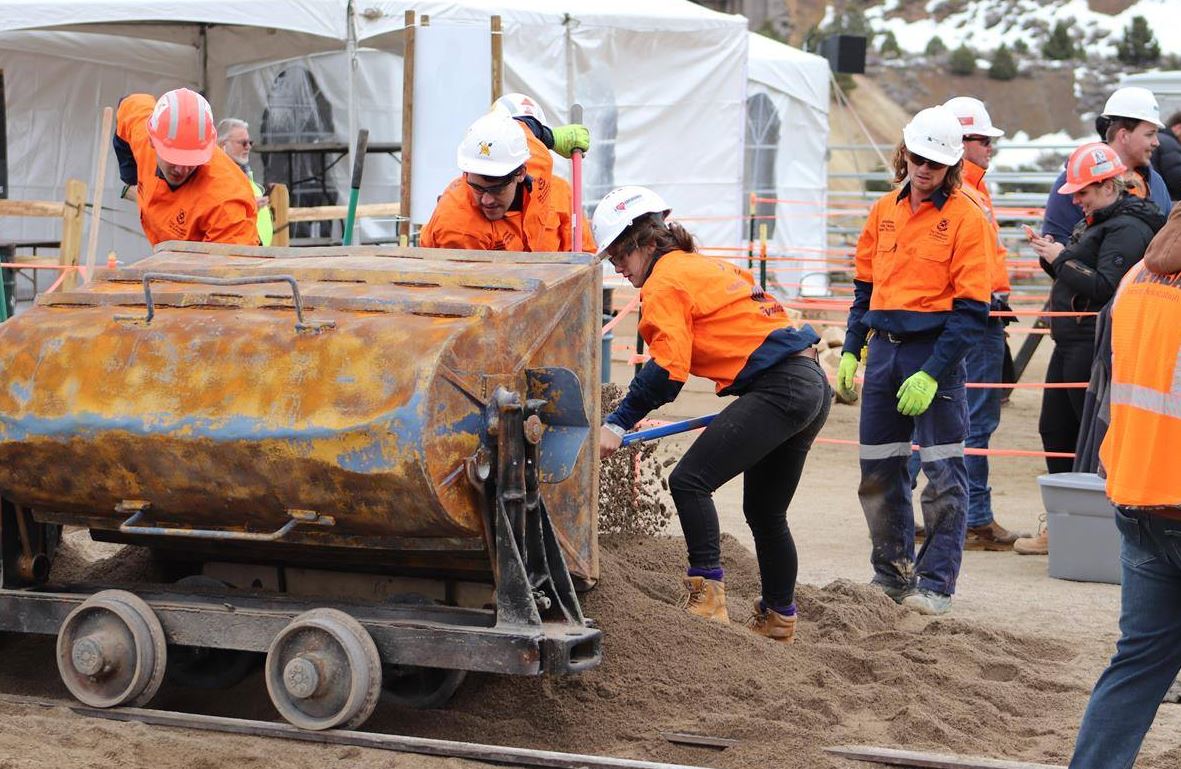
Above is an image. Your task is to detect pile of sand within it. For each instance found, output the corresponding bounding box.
[10,529,1180,768]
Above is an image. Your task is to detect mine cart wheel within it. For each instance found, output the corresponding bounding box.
[55,590,168,708]
[265,608,383,731]
[381,665,467,709]
[166,576,261,690]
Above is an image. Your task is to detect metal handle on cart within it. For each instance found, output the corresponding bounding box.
[117,272,335,333]
[117,500,335,542]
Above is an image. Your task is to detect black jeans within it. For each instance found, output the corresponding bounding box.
[668,355,831,607]
[1040,336,1093,474]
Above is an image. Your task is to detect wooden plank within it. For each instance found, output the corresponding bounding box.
[61,704,719,769]
[399,9,415,242]
[660,732,737,750]
[270,183,290,247]
[287,202,402,223]
[0,200,67,218]
[58,179,86,291]
[825,745,1067,769]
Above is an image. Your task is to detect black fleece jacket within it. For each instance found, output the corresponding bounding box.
[1039,193,1166,341]
[1152,128,1181,202]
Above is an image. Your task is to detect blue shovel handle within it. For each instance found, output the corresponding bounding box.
[620,413,717,446]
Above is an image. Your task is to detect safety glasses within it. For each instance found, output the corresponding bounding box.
[465,175,515,196]
[964,135,993,147]
[907,151,947,170]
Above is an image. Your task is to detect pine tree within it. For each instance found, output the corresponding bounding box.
[925,35,947,56]
[948,44,977,76]
[1043,20,1075,61]
[1117,16,1161,66]
[989,45,1018,81]
[880,31,901,58]
[1013,38,1029,55]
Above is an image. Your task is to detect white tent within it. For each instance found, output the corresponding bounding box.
[1,3,828,298]
[746,32,830,297]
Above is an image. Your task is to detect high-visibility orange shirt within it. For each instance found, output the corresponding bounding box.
[552,174,596,254]
[639,250,818,394]
[115,94,259,246]
[419,173,562,252]
[842,184,993,380]
[962,160,1010,294]
[1101,261,1181,508]
[517,123,595,253]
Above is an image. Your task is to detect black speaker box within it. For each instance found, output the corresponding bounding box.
[820,34,867,75]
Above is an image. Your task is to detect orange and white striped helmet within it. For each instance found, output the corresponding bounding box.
[1058,142,1128,194]
[148,88,217,166]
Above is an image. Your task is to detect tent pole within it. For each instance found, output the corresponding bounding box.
[346,0,359,245]
[563,16,575,117]
[199,24,208,95]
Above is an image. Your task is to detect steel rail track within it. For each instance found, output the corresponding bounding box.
[0,694,720,769]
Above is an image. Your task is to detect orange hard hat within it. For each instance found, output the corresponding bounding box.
[1058,142,1127,195]
[147,88,217,166]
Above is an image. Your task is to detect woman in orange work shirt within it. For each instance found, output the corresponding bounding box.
[594,186,830,644]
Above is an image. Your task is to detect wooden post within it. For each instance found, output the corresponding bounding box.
[270,183,290,247]
[399,10,416,241]
[491,16,503,103]
[59,179,87,291]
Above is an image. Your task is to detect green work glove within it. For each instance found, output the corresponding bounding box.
[896,371,939,417]
[552,123,590,158]
[836,352,859,401]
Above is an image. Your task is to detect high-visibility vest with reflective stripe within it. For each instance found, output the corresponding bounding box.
[1101,261,1181,506]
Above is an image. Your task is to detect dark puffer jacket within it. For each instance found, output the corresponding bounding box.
[1151,128,1181,201]
[1040,193,1166,341]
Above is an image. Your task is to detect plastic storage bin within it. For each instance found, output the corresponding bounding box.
[1038,472,1121,585]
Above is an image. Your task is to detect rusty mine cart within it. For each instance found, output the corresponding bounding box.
[0,242,603,729]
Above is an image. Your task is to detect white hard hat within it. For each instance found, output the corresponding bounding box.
[902,106,965,166]
[1102,86,1165,128]
[491,92,549,126]
[456,112,530,177]
[591,186,671,257]
[943,96,1005,138]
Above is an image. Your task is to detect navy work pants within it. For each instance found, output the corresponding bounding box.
[860,334,969,596]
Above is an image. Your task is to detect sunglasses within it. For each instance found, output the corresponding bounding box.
[907,151,947,170]
[465,176,516,196]
[964,136,993,147]
[234,139,254,147]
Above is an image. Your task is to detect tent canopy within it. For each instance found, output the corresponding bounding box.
[2,2,827,297]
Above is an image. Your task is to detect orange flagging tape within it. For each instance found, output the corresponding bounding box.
[601,294,640,337]
[619,349,1074,378]
[631,418,1073,459]
[780,299,1098,319]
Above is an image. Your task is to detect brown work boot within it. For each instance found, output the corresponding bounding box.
[964,520,1027,551]
[1013,515,1048,555]
[679,576,729,623]
[745,600,796,644]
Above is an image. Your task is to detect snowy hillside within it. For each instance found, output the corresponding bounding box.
[864,0,1179,58]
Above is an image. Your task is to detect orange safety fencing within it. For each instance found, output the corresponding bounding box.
[632,417,1074,460]
[0,262,87,294]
